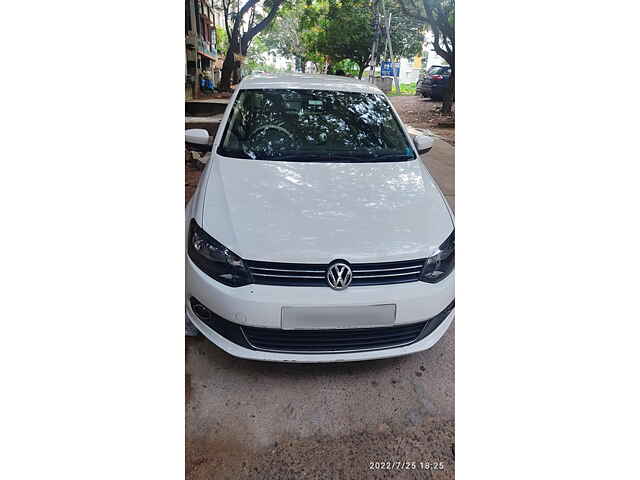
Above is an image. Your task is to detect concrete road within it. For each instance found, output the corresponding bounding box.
[186,141,455,480]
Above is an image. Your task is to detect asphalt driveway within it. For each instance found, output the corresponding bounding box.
[185,134,455,480]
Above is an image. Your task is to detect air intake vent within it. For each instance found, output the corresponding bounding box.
[242,321,427,353]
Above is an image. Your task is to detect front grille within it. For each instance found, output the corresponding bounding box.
[190,295,455,355]
[242,321,428,353]
[246,258,426,287]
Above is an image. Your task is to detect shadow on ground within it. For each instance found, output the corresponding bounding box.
[186,323,454,480]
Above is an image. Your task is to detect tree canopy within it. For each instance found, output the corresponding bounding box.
[261,0,425,78]
[215,0,430,86]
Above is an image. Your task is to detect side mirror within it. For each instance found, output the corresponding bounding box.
[185,129,211,152]
[414,134,434,154]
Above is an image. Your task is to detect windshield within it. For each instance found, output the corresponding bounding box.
[218,89,415,162]
[429,66,450,75]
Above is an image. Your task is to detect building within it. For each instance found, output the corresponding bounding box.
[398,56,423,84]
[185,0,222,99]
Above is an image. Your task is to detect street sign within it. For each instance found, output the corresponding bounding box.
[381,61,400,77]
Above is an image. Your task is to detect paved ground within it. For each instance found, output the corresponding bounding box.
[389,96,455,146]
[423,139,454,212]
[186,96,455,479]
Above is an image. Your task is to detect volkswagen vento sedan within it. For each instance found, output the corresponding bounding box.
[185,73,454,362]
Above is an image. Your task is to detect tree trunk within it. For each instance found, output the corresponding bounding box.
[218,0,285,91]
[441,68,454,114]
[232,62,241,84]
[220,25,243,91]
[219,49,236,91]
[218,0,260,92]
[358,63,366,79]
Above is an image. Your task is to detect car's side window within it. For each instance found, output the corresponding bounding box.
[223,93,251,149]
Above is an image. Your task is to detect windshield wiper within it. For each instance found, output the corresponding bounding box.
[260,152,368,162]
[320,152,415,162]
[267,153,332,162]
[370,152,415,161]
[328,153,372,162]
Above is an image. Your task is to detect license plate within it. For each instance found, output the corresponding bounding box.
[281,304,397,330]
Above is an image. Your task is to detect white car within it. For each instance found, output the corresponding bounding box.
[185,73,454,362]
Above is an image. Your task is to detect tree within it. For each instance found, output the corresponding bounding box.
[262,2,311,71]
[218,0,288,91]
[321,0,374,79]
[397,0,454,112]
[387,1,425,60]
[298,0,332,73]
[323,0,373,78]
[300,0,423,80]
[244,35,271,73]
[296,0,373,79]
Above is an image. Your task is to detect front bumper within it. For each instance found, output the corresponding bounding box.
[186,257,454,362]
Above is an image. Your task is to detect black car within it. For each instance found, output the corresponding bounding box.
[416,66,451,100]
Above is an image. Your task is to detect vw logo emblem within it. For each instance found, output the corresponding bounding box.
[326,261,353,290]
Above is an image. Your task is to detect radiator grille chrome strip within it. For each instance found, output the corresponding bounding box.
[355,264,423,273]
[353,270,423,279]
[246,258,426,287]
[251,267,325,273]
[252,273,325,279]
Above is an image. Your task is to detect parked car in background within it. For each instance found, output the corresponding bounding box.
[185,73,454,363]
[416,65,438,82]
[416,66,451,100]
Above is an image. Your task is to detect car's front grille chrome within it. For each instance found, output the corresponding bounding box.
[246,258,426,287]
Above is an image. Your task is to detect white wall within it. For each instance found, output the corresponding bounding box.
[262,51,296,71]
[399,58,420,84]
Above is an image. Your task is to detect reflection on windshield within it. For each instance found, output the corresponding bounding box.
[218,89,415,162]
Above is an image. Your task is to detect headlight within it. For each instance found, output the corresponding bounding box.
[420,229,454,283]
[187,219,253,287]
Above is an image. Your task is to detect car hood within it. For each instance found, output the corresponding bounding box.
[201,157,453,263]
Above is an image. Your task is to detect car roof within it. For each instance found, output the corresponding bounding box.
[238,73,383,94]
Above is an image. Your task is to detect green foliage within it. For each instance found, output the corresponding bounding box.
[330,59,361,76]
[386,82,417,96]
[299,0,425,76]
[319,0,374,71]
[387,1,425,59]
[246,35,268,63]
[262,2,307,61]
[215,26,229,54]
[244,35,283,74]
[241,0,427,77]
